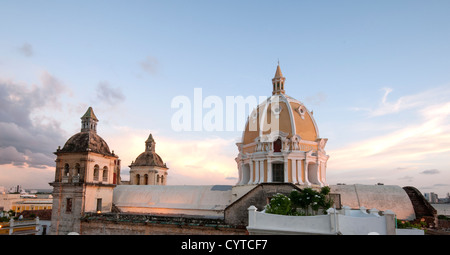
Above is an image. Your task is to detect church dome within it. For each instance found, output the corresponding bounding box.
[130,133,167,168]
[242,65,319,145]
[131,151,166,168]
[58,107,114,156]
[60,131,113,156]
[235,64,328,186]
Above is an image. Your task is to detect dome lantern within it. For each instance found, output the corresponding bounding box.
[81,106,98,133]
[272,63,286,95]
[145,134,156,153]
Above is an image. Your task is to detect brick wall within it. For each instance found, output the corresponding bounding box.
[80,213,247,235]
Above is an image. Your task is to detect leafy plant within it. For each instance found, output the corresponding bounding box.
[265,187,334,216]
[396,219,426,229]
[289,187,333,215]
[265,193,292,215]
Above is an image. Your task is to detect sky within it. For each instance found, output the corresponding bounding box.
[0,0,449,197]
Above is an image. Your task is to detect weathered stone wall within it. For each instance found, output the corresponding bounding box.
[403,186,437,226]
[224,183,302,226]
[80,213,247,235]
[50,183,85,235]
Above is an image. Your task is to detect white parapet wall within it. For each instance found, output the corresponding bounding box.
[247,205,424,235]
[247,205,334,235]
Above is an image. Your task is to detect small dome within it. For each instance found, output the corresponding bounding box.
[131,151,166,168]
[59,131,113,156]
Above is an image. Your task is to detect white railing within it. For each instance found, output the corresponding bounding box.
[247,205,407,235]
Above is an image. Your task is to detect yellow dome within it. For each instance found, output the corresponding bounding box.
[236,64,328,187]
[242,64,319,145]
[242,93,319,145]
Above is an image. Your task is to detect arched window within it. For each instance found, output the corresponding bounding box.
[64,164,70,176]
[75,164,81,176]
[136,174,140,185]
[93,165,99,181]
[274,138,282,152]
[102,166,108,182]
[156,175,161,184]
[160,175,164,185]
[72,163,81,183]
[144,174,148,185]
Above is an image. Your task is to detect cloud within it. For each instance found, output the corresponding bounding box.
[96,81,125,106]
[398,176,414,182]
[18,43,33,57]
[328,86,450,174]
[0,146,27,167]
[420,169,440,175]
[433,184,450,187]
[0,164,54,189]
[140,56,159,75]
[0,72,68,168]
[351,86,450,117]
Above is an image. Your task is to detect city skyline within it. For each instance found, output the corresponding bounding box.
[1,1,450,197]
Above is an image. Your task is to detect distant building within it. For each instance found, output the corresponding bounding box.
[425,192,439,203]
[0,193,52,214]
[8,185,25,194]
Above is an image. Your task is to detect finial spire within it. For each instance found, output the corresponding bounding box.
[145,133,156,152]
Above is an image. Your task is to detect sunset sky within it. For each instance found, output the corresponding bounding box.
[1,1,450,197]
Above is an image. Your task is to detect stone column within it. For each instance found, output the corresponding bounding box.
[291,159,297,184]
[304,159,310,185]
[267,160,272,182]
[297,160,303,185]
[284,158,289,183]
[317,161,324,187]
[259,160,264,183]
[253,160,260,184]
[237,162,243,185]
[248,160,254,185]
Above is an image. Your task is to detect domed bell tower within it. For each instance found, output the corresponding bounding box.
[49,107,120,235]
[129,133,169,185]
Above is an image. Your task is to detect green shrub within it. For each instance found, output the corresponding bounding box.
[265,187,334,216]
[289,187,333,215]
[265,193,292,215]
[396,219,426,229]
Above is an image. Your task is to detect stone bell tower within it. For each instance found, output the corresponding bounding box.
[129,133,169,185]
[49,107,120,235]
